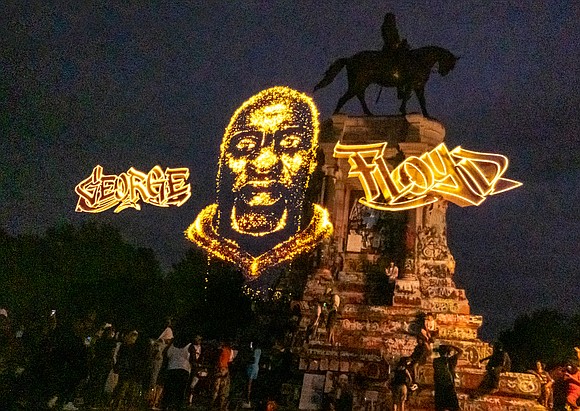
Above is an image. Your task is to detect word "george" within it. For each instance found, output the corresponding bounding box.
[75,165,191,213]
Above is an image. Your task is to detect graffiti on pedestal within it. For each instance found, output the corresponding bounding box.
[420,262,453,279]
[500,372,540,395]
[438,326,477,340]
[423,299,462,313]
[341,318,409,334]
[426,277,454,287]
[460,397,541,411]
[463,345,492,367]
[380,336,417,357]
[425,287,465,299]
[417,225,451,260]
[436,313,483,327]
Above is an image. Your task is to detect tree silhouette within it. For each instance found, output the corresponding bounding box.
[0,222,167,336]
[499,309,580,371]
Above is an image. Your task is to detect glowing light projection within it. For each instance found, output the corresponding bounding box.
[75,165,191,213]
[186,86,333,279]
[334,142,521,211]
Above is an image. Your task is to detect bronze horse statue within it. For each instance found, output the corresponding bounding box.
[314,45,458,117]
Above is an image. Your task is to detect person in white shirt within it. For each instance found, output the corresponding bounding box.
[161,332,195,410]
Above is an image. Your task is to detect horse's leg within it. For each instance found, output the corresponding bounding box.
[334,90,356,114]
[357,90,373,116]
[399,86,411,115]
[397,86,404,100]
[415,87,429,117]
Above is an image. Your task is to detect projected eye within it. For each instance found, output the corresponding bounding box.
[279,135,302,149]
[236,137,258,151]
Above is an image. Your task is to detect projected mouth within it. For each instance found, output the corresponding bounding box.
[239,183,282,207]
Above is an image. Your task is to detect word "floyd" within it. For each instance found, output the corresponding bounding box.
[334,142,521,211]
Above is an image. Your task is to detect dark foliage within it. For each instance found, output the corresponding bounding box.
[0,222,167,336]
[166,250,253,340]
[499,309,580,371]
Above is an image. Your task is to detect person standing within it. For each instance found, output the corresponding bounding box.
[326,290,340,346]
[328,374,353,411]
[147,338,166,409]
[385,262,398,304]
[433,344,463,411]
[529,361,553,409]
[306,302,323,343]
[478,342,511,394]
[408,333,430,390]
[87,324,116,408]
[243,341,262,408]
[390,357,412,411]
[212,341,233,411]
[187,335,204,406]
[158,318,174,345]
[162,332,194,411]
[564,365,580,410]
[111,330,145,410]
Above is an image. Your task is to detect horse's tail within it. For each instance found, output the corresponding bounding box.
[313,58,348,92]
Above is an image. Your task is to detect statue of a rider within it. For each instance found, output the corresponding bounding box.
[314,12,458,117]
[381,13,410,54]
[380,13,411,98]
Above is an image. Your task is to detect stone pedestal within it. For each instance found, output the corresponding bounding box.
[294,115,543,410]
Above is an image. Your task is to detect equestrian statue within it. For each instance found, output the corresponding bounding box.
[314,13,459,118]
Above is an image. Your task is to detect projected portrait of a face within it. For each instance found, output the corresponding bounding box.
[186,87,332,280]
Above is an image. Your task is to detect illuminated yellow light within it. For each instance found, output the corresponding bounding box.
[186,86,333,279]
[230,207,288,236]
[334,142,521,211]
[255,149,277,170]
[249,102,291,133]
[185,203,332,278]
[75,165,191,213]
[221,86,319,236]
[247,192,279,206]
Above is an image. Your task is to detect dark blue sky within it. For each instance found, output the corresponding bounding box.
[2,1,578,338]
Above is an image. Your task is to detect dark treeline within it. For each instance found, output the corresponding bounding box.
[0,222,304,342]
[499,309,580,372]
[1,222,169,336]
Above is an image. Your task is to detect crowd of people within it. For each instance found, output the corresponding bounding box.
[2,301,580,411]
[0,308,295,411]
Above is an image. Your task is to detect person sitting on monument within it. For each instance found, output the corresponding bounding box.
[425,313,439,339]
[381,13,410,54]
[380,12,411,102]
[472,342,511,397]
[528,360,554,409]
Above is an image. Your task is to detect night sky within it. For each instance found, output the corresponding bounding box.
[2,1,578,339]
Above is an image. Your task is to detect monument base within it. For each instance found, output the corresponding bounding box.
[293,115,541,410]
[293,265,544,410]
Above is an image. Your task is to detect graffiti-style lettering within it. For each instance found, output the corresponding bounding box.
[334,142,521,211]
[75,165,191,213]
